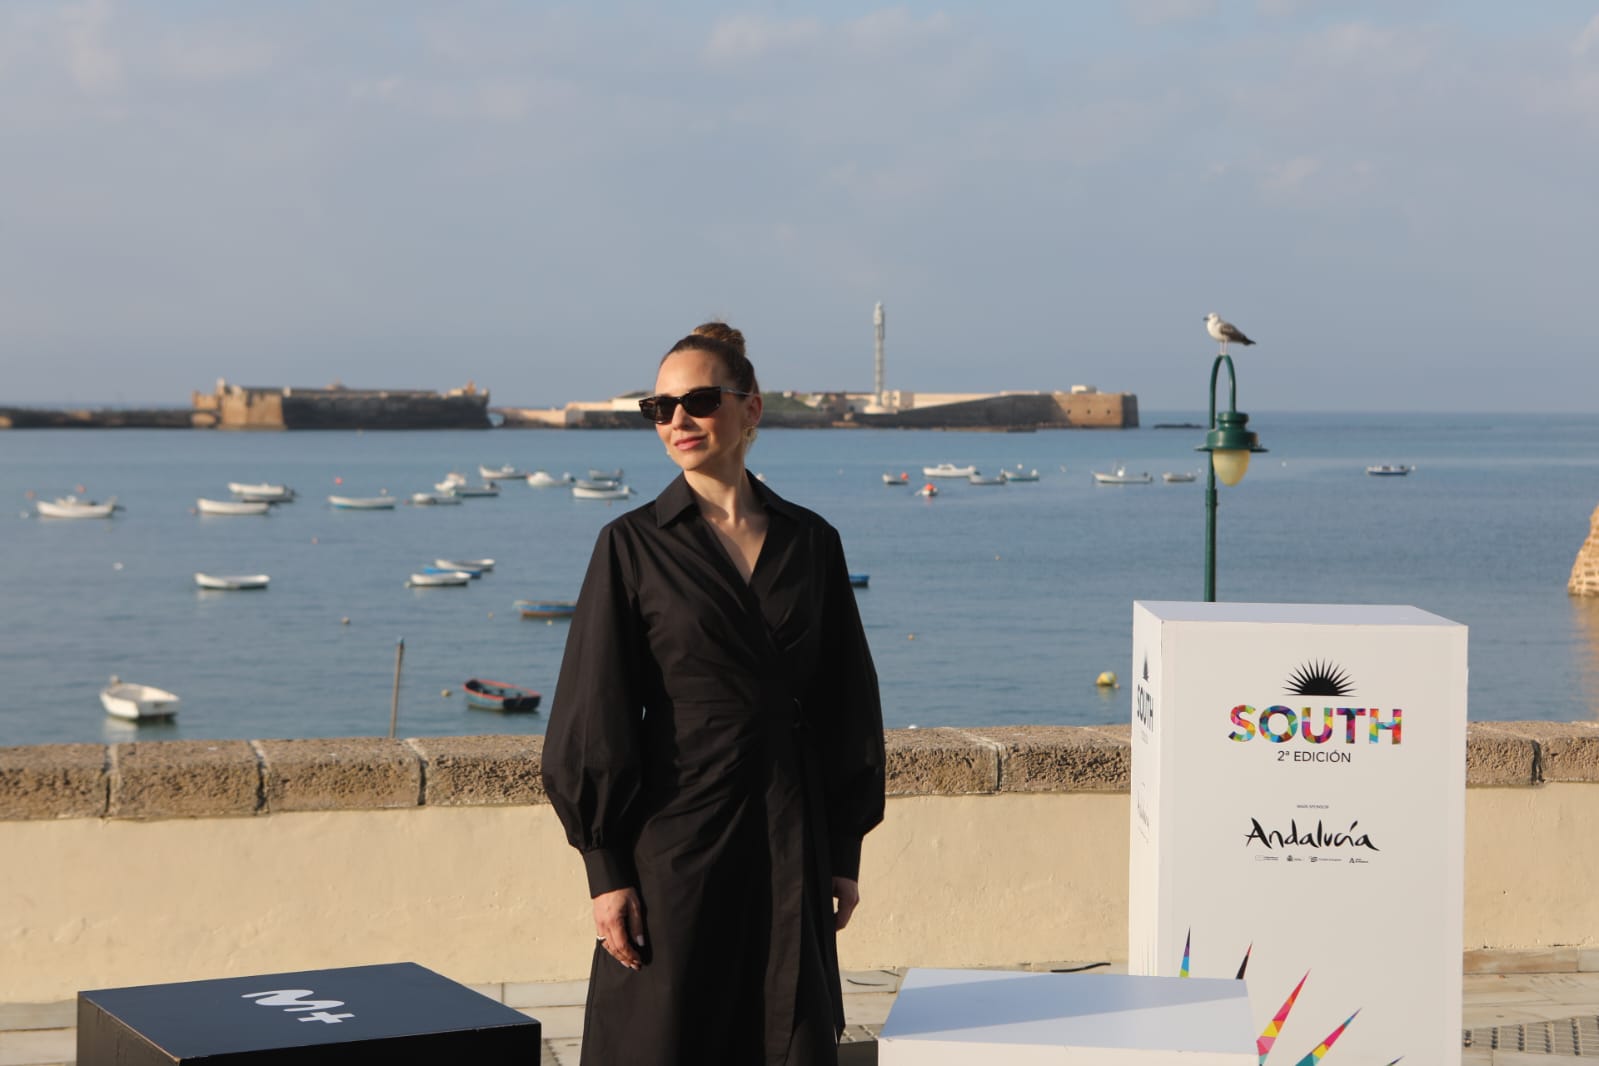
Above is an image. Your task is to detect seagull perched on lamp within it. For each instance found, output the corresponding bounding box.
[1205,312,1255,354]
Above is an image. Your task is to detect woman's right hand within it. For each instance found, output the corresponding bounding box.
[593,886,646,971]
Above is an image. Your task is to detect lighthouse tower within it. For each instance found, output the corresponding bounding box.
[873,302,886,408]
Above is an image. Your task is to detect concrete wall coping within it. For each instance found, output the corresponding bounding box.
[0,722,1586,821]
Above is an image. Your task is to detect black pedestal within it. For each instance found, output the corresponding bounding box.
[78,962,541,1065]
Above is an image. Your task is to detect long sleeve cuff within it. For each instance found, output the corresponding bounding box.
[582,847,635,897]
[830,835,863,881]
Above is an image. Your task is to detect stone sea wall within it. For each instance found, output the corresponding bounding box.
[2,723,1597,1003]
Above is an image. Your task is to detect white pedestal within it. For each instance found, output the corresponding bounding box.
[877,969,1256,1065]
[1129,601,1467,1066]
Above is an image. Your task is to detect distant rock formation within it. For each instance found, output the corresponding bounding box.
[1568,504,1599,595]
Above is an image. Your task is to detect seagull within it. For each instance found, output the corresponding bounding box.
[1205,312,1255,354]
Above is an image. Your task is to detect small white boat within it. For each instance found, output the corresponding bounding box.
[573,483,633,500]
[100,680,180,721]
[914,483,940,498]
[1092,466,1153,485]
[407,570,472,587]
[1162,471,1198,484]
[195,573,270,590]
[227,482,295,502]
[882,473,909,486]
[1004,467,1041,482]
[479,464,526,480]
[36,495,118,519]
[437,471,468,488]
[410,491,462,506]
[1366,464,1413,477]
[197,497,270,516]
[968,472,1006,486]
[442,482,501,497]
[588,468,624,481]
[436,558,495,572]
[922,463,977,478]
[526,470,574,488]
[328,495,397,510]
[574,477,620,491]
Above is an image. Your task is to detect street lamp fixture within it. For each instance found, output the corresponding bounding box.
[1197,354,1267,602]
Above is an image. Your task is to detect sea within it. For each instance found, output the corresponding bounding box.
[4,412,1599,747]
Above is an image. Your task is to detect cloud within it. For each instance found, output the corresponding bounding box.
[703,14,822,62]
[63,0,121,94]
[1125,0,1218,27]
[1577,14,1599,57]
[155,31,274,84]
[703,8,951,63]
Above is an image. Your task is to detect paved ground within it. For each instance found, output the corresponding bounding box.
[5,966,1599,1064]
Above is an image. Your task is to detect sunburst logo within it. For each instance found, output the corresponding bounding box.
[1286,660,1354,697]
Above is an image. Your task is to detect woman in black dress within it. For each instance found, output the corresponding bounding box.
[543,323,886,1065]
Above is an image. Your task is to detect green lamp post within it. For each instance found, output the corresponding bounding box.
[1197,354,1267,602]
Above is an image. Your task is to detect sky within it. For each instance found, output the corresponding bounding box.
[2,1,1597,412]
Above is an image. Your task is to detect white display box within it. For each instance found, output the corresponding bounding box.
[1129,602,1467,1066]
[877,969,1256,1065]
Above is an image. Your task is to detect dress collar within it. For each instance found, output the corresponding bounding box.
[653,471,800,528]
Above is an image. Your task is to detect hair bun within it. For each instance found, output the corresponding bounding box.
[690,321,746,359]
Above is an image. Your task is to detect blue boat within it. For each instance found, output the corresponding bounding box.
[422,564,483,579]
[516,599,576,620]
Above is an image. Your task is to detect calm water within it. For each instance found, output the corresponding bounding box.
[4,413,1599,746]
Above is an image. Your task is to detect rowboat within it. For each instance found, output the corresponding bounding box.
[587,468,624,482]
[573,484,632,500]
[1162,471,1198,483]
[100,680,180,721]
[849,574,870,588]
[441,482,500,497]
[922,463,977,478]
[36,496,118,519]
[329,495,397,509]
[227,482,295,502]
[914,483,939,498]
[1092,466,1153,485]
[526,471,574,487]
[422,564,484,579]
[195,573,270,591]
[882,473,909,486]
[410,491,462,506]
[197,497,270,516]
[1366,464,1413,477]
[968,472,1006,486]
[573,477,620,491]
[463,678,542,713]
[435,558,495,572]
[407,571,471,587]
[478,464,526,480]
[1004,467,1041,482]
[516,600,577,620]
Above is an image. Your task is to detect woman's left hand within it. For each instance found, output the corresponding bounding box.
[832,876,860,931]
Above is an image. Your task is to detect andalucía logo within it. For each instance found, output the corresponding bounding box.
[1244,816,1379,852]
[1227,659,1402,745]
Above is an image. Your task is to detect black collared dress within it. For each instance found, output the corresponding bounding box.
[543,474,886,1066]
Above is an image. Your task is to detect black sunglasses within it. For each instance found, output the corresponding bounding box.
[638,385,754,424]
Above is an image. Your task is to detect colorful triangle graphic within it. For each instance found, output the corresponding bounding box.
[1257,971,1309,1064]
[1289,1009,1359,1065]
[1180,930,1191,978]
